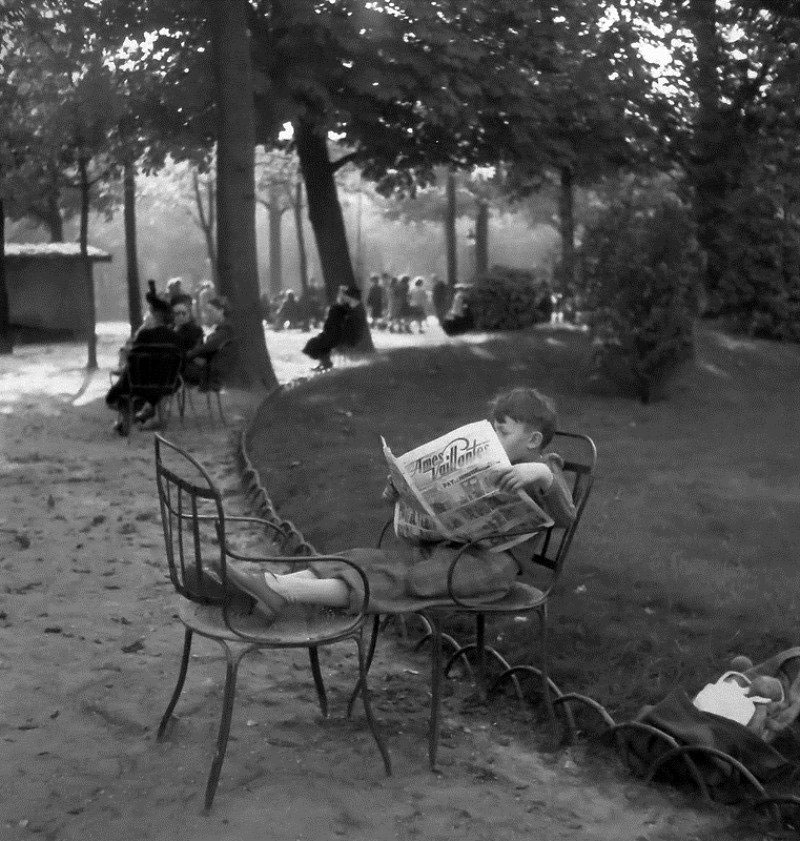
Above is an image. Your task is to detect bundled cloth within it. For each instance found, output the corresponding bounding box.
[619,648,800,795]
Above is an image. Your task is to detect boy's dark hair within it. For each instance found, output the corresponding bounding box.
[489,387,558,446]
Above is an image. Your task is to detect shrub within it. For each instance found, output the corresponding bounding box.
[714,187,800,342]
[469,265,552,331]
[579,191,700,404]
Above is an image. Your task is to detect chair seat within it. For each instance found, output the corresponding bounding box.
[177,597,363,646]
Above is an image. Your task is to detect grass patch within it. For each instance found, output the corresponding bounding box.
[246,324,800,722]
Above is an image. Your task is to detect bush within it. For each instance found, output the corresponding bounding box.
[579,191,700,404]
[713,187,800,342]
[469,265,552,331]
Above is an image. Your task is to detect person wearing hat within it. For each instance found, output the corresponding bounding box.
[105,281,181,435]
[301,284,367,371]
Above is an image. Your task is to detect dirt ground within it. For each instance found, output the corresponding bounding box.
[0,328,763,841]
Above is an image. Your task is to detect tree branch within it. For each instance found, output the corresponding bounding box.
[330,151,361,172]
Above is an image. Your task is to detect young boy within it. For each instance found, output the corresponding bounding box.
[219,387,576,618]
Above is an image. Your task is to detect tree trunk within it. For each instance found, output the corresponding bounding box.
[193,171,219,288]
[0,197,13,354]
[445,170,458,287]
[294,179,309,293]
[474,198,489,280]
[47,192,64,243]
[209,0,277,389]
[687,0,726,300]
[123,159,143,335]
[559,166,576,291]
[295,121,354,300]
[268,182,283,296]
[77,153,97,370]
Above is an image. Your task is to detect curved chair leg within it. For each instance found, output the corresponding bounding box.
[536,606,558,744]
[308,645,329,719]
[346,614,381,719]
[157,627,193,740]
[204,647,245,813]
[215,391,227,425]
[426,611,444,770]
[355,632,392,776]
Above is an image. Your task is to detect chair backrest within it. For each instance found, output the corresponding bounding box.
[154,434,231,606]
[128,343,183,399]
[525,430,597,587]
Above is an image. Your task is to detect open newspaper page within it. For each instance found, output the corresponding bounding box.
[382,420,553,553]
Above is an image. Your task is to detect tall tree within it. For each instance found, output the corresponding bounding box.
[209,0,276,388]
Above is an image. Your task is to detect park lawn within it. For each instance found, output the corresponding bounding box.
[246,323,800,729]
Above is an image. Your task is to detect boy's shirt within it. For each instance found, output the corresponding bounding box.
[517,453,577,529]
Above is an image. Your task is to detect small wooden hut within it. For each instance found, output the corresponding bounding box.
[3,243,112,339]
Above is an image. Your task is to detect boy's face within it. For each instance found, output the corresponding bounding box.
[493,416,542,463]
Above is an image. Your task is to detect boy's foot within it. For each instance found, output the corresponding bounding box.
[210,561,288,622]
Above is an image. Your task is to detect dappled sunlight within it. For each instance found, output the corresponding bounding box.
[696,359,731,379]
[713,332,759,353]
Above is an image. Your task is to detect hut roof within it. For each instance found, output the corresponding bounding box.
[4,243,112,261]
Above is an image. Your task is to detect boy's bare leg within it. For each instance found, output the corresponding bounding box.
[221,563,350,617]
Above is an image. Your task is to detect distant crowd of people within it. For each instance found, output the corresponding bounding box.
[105,277,234,436]
[262,271,479,371]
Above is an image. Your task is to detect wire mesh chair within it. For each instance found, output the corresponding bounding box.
[178,339,232,425]
[122,343,183,435]
[153,435,391,812]
[354,431,597,769]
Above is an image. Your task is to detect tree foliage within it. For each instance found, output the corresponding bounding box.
[579,184,700,404]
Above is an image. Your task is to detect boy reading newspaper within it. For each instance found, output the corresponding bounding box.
[216,387,577,617]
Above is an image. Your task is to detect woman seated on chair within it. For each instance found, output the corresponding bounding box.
[215,387,577,620]
[301,284,369,371]
[183,295,234,391]
[105,282,181,435]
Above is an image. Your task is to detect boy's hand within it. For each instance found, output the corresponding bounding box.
[493,463,553,494]
[382,476,400,505]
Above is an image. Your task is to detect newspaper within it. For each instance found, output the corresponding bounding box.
[382,420,553,553]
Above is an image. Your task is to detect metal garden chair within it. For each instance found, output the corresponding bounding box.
[153,435,391,812]
[121,343,183,436]
[177,339,232,425]
[354,431,597,769]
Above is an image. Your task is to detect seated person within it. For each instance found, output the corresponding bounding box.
[105,282,180,435]
[183,295,234,391]
[214,386,577,619]
[171,293,204,365]
[441,288,475,336]
[274,290,301,330]
[301,284,368,371]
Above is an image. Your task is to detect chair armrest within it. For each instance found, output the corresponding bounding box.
[445,527,550,608]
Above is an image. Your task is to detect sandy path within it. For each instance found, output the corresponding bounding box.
[0,333,754,841]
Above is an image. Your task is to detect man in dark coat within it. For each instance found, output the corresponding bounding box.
[182,295,235,390]
[171,293,204,360]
